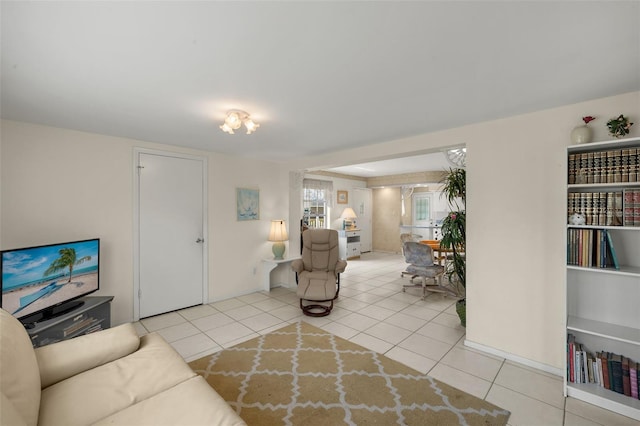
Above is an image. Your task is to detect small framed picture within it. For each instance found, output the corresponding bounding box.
[337,190,348,204]
[236,188,260,221]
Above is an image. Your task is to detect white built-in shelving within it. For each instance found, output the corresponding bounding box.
[565,136,640,421]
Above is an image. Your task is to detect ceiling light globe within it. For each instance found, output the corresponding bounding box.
[226,112,242,129]
[220,123,235,134]
[244,119,259,134]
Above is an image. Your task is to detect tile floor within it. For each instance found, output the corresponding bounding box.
[133,252,636,426]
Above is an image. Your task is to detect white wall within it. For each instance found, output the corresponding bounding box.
[0,120,287,325]
[286,91,640,371]
[3,91,638,370]
[208,151,291,296]
[0,128,3,246]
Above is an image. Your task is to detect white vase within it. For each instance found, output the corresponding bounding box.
[570,124,592,144]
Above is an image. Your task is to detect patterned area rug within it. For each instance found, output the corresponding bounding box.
[189,322,510,426]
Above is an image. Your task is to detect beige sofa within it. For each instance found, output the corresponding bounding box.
[0,308,246,426]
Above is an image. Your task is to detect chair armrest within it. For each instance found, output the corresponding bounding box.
[291,259,304,273]
[35,323,140,388]
[336,259,347,274]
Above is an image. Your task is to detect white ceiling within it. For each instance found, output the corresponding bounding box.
[325,151,453,178]
[2,1,639,176]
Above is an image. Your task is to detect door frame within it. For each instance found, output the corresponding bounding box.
[132,148,208,321]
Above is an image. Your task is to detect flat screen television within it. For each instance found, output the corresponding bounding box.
[1,238,100,323]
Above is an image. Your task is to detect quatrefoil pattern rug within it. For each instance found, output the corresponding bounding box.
[189,322,510,426]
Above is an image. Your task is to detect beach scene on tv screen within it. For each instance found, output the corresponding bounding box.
[2,240,99,318]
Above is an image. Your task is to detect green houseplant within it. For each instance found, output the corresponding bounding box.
[439,168,466,326]
[606,114,634,138]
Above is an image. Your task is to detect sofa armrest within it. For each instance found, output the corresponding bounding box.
[291,259,304,273]
[35,323,140,388]
[336,259,347,274]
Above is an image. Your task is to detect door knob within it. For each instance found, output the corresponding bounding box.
[196,238,204,243]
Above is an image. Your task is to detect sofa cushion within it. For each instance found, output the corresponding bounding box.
[0,309,41,426]
[1,391,28,426]
[92,376,246,426]
[38,333,196,426]
[36,323,140,388]
[297,271,337,301]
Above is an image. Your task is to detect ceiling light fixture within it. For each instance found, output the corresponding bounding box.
[220,110,260,135]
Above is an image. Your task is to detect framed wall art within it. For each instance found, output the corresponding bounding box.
[236,188,260,221]
[337,190,348,204]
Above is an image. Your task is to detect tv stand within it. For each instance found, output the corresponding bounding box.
[23,299,86,325]
[21,296,113,347]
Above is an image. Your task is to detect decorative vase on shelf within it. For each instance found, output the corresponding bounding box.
[570,125,592,144]
[571,116,596,144]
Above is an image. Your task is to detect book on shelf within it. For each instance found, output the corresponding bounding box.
[569,148,640,185]
[596,354,603,386]
[623,357,632,397]
[566,335,640,400]
[605,230,620,270]
[606,352,614,391]
[568,334,575,383]
[624,188,640,226]
[567,190,638,227]
[600,353,609,389]
[566,229,619,269]
[633,362,639,399]
[611,354,624,394]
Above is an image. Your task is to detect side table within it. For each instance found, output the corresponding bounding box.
[261,257,301,291]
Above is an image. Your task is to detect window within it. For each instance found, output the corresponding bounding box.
[302,179,333,229]
[412,193,432,227]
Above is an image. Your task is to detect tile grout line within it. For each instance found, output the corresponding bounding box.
[136,252,603,426]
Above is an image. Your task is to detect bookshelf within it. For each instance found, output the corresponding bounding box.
[565,137,640,421]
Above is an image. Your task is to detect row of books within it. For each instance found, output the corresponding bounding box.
[567,334,640,400]
[624,189,640,227]
[567,229,619,269]
[567,189,640,227]
[568,192,622,227]
[568,148,640,185]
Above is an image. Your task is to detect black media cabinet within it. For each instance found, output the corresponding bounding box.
[22,296,114,348]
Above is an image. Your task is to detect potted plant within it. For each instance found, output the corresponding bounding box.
[606,114,634,138]
[439,168,466,326]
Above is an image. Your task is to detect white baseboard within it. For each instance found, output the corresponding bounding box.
[463,339,563,378]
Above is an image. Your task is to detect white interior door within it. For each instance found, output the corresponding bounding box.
[352,188,372,252]
[137,151,206,318]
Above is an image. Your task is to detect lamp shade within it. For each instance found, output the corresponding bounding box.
[340,207,357,219]
[268,220,288,242]
[268,220,287,260]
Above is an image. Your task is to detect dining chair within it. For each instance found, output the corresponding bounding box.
[401,241,445,300]
[400,233,423,279]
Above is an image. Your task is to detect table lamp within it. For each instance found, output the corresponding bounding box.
[340,207,358,230]
[268,220,288,259]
